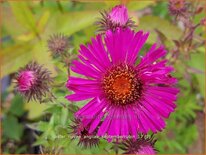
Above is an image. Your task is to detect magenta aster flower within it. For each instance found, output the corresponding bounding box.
[96,5,135,33]
[66,28,179,139]
[15,61,53,102]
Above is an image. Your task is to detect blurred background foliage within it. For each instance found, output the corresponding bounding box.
[1,0,205,154]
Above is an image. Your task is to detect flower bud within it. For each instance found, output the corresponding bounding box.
[17,71,36,92]
[15,61,53,102]
[47,34,69,56]
[108,5,129,26]
[168,0,187,16]
[69,118,99,148]
[96,5,136,33]
[120,134,157,154]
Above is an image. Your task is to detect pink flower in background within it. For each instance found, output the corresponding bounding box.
[96,5,136,33]
[66,28,179,139]
[15,61,53,102]
[168,0,187,16]
[108,5,129,26]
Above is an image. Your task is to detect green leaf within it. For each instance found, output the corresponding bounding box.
[127,1,155,11]
[37,11,50,33]
[152,2,170,18]
[2,115,24,141]
[138,15,182,44]
[1,39,55,77]
[104,1,119,7]
[60,107,68,126]
[104,0,154,10]
[16,146,27,154]
[44,11,99,37]
[176,92,201,120]
[2,6,27,38]
[1,42,33,77]
[33,136,48,146]
[15,145,27,154]
[167,140,185,153]
[8,1,38,36]
[17,11,50,41]
[9,94,24,117]
[2,10,97,77]
[45,105,62,114]
[55,126,68,136]
[179,124,198,146]
[189,52,205,96]
[24,101,49,120]
[37,121,50,132]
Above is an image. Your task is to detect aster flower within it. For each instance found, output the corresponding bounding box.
[66,28,179,140]
[120,134,157,154]
[168,0,187,17]
[47,34,69,56]
[96,5,136,33]
[15,61,53,102]
[69,118,99,148]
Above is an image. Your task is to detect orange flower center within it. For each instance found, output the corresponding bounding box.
[102,64,142,105]
[112,75,132,95]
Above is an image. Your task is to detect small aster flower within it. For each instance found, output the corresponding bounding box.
[168,0,187,16]
[15,61,53,102]
[69,118,99,148]
[96,5,136,33]
[47,34,69,56]
[120,134,157,154]
[66,28,179,139]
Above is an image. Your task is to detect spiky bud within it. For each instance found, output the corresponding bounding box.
[95,5,136,33]
[108,5,129,26]
[47,34,69,56]
[15,61,53,102]
[120,134,157,154]
[69,118,99,148]
[168,0,187,17]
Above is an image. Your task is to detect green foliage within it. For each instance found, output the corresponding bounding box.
[152,1,170,18]
[8,2,38,36]
[1,2,99,77]
[138,15,182,44]
[1,1,205,154]
[3,115,24,141]
[2,95,24,142]
[189,51,205,96]
[127,1,154,11]
[9,95,24,117]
